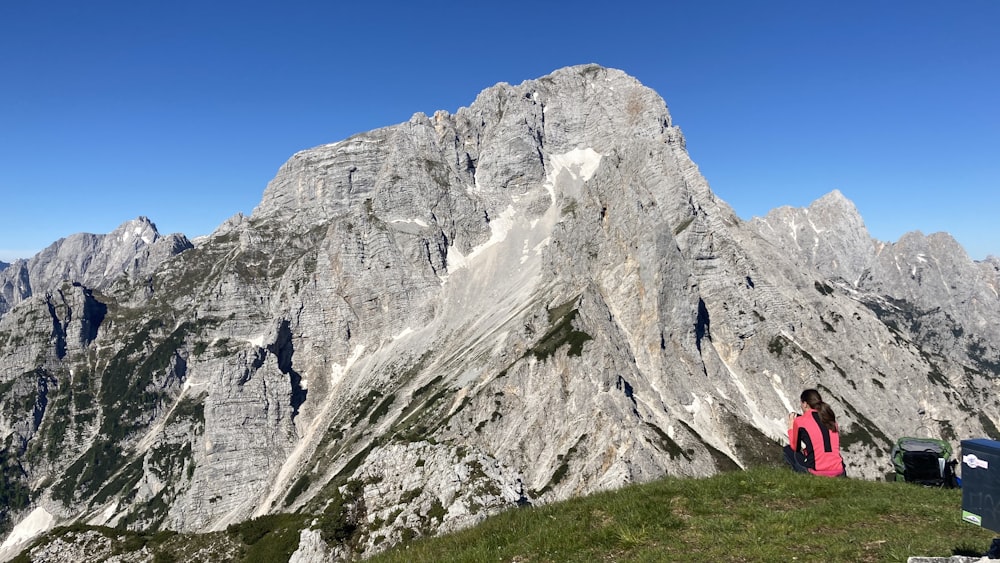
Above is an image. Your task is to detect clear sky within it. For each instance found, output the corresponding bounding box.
[1,1,997,262]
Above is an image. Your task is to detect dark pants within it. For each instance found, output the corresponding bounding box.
[783,445,848,477]
[783,445,810,473]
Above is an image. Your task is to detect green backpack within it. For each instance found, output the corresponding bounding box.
[890,437,957,487]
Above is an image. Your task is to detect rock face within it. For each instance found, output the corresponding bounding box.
[0,216,193,317]
[1,64,998,561]
[749,192,1000,403]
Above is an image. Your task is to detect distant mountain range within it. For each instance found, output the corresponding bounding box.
[1,64,998,562]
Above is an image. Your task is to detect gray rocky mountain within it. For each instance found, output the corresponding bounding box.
[0,64,998,562]
[0,216,193,318]
[749,192,1000,394]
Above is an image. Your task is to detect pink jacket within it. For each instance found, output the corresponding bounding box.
[789,408,845,477]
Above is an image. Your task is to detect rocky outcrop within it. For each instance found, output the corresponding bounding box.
[748,190,877,285]
[749,192,1000,401]
[0,217,192,318]
[1,65,998,561]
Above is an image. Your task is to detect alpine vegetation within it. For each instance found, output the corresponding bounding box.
[0,65,998,561]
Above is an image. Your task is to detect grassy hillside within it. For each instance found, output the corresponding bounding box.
[368,467,995,563]
[12,467,995,562]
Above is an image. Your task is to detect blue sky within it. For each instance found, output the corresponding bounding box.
[1,1,997,262]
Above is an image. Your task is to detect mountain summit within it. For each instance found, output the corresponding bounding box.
[1,64,998,561]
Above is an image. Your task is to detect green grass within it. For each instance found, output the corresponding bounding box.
[368,466,995,563]
[15,467,995,562]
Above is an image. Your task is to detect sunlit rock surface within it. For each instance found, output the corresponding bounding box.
[1,64,998,561]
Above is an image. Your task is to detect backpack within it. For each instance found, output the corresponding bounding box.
[890,437,958,487]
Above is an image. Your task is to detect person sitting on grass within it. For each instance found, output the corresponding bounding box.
[784,388,846,477]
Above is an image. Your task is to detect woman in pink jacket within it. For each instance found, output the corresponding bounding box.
[784,389,846,477]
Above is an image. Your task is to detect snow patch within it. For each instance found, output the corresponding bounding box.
[757,218,778,234]
[774,377,795,414]
[521,237,550,265]
[88,501,119,527]
[1,506,53,550]
[248,334,265,348]
[547,148,602,202]
[447,204,517,272]
[331,345,366,388]
[550,148,602,182]
[683,395,703,416]
[182,376,208,393]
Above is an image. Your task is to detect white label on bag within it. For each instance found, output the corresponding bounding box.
[964,454,989,469]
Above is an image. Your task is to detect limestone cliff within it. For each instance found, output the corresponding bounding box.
[0,216,192,318]
[1,65,997,561]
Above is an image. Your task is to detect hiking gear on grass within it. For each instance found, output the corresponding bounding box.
[891,436,957,487]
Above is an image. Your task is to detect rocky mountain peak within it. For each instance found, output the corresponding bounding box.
[810,188,858,217]
[748,190,874,285]
[1,65,998,561]
[251,64,694,231]
[0,217,192,319]
[107,215,160,246]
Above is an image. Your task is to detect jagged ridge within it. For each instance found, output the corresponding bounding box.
[0,64,998,561]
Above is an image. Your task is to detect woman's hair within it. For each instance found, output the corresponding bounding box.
[801,388,838,432]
